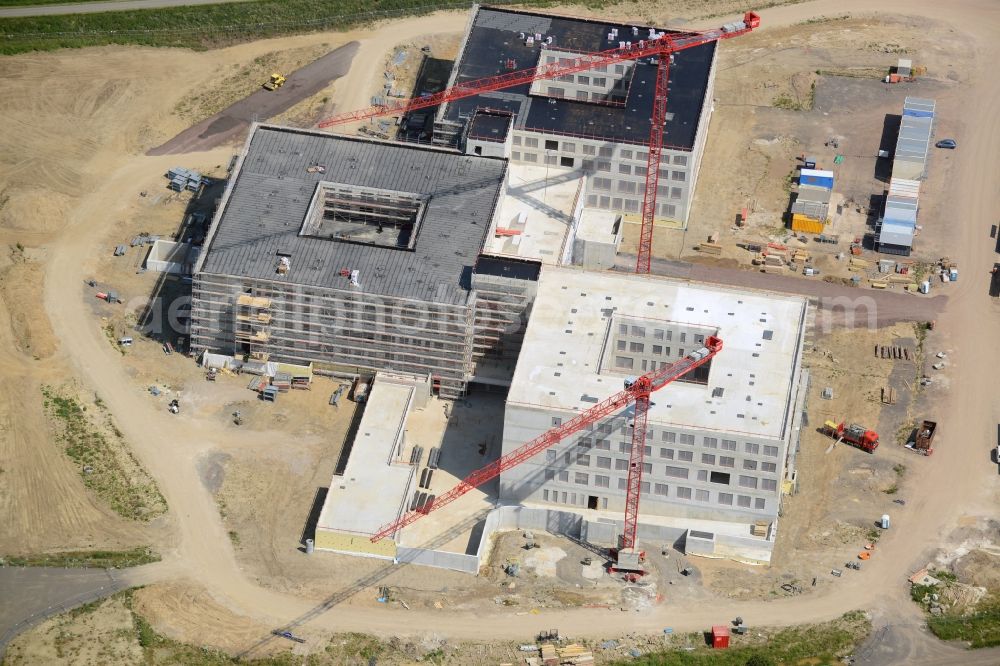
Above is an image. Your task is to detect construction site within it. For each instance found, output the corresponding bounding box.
[3,0,1000,663]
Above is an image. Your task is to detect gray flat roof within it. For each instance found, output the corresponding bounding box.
[198,125,508,305]
[441,6,715,150]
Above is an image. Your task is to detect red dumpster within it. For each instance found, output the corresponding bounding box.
[712,625,730,649]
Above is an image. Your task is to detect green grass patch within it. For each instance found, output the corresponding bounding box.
[0,0,607,55]
[2,546,160,569]
[773,84,815,112]
[41,385,167,521]
[330,632,389,662]
[911,582,936,603]
[928,599,1000,648]
[933,569,958,583]
[618,612,870,665]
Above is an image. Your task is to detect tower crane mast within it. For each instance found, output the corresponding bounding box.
[317,12,760,274]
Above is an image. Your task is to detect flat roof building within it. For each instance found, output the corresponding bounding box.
[314,373,422,558]
[433,5,719,226]
[499,266,809,562]
[190,124,541,398]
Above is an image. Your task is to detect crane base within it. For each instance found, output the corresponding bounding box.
[611,548,645,573]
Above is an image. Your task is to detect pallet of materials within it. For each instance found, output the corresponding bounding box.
[698,242,723,255]
[556,644,594,664]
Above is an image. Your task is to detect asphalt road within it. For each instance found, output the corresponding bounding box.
[147,41,360,155]
[0,567,124,654]
[0,0,254,18]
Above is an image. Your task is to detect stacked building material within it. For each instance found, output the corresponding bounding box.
[555,644,594,664]
[790,168,834,232]
[166,166,208,192]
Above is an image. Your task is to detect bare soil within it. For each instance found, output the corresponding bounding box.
[2,0,1000,660]
[663,13,974,281]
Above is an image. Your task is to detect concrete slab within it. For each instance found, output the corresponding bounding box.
[316,378,414,539]
[397,394,507,554]
[509,265,807,438]
[486,163,580,264]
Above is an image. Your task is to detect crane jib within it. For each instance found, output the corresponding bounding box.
[369,336,723,542]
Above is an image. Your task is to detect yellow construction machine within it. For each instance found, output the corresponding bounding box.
[263,73,286,91]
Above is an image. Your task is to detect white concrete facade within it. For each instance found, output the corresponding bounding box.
[499,267,808,558]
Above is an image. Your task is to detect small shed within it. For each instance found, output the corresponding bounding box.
[711,625,730,649]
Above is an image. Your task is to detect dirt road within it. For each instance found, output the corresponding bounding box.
[0,0,254,18]
[616,253,948,326]
[148,42,358,155]
[30,0,1000,657]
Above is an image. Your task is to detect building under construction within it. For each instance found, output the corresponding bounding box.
[498,267,809,561]
[190,125,540,398]
[430,5,719,225]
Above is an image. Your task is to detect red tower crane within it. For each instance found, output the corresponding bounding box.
[369,336,723,567]
[317,12,760,274]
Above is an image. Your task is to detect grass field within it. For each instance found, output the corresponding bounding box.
[0,0,547,55]
[2,547,161,569]
[927,600,1000,649]
[40,385,167,522]
[619,611,871,666]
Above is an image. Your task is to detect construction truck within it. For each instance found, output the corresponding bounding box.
[823,420,879,453]
[263,73,286,91]
[906,420,937,456]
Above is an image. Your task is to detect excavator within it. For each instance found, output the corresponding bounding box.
[262,73,286,91]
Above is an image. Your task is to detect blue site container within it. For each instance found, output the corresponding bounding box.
[799,168,834,189]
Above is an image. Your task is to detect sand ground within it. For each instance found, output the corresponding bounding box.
[2,0,999,661]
